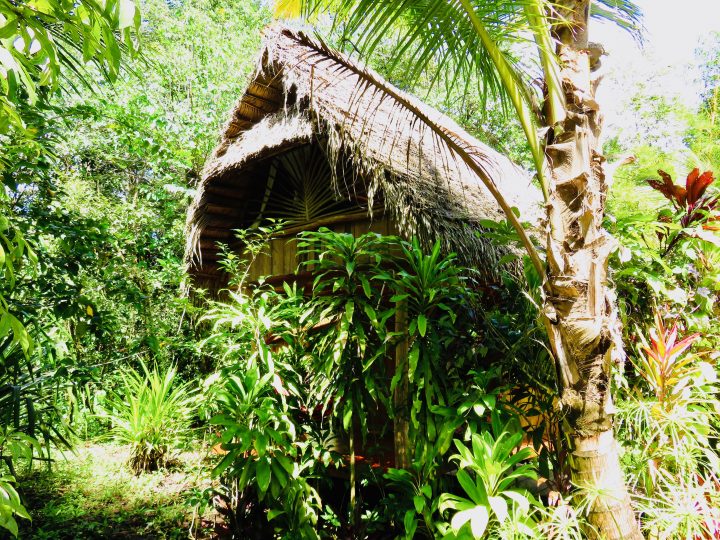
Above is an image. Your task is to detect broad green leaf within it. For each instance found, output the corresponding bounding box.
[359,274,372,298]
[0,16,16,40]
[119,0,138,29]
[417,314,427,337]
[256,458,271,494]
[408,343,420,381]
[403,509,417,539]
[270,460,288,488]
[451,506,488,537]
[503,490,531,514]
[488,495,508,522]
[456,469,481,503]
[253,433,268,456]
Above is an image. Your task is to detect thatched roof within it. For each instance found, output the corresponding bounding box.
[185,25,541,287]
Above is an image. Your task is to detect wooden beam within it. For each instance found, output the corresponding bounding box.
[272,206,385,238]
[204,203,244,218]
[200,227,233,240]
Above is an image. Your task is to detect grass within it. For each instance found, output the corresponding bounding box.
[14,443,220,539]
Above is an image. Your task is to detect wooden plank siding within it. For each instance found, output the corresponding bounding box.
[246,215,396,284]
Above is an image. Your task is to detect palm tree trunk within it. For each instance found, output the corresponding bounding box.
[541,1,641,538]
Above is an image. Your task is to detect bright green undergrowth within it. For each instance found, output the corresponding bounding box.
[16,444,215,539]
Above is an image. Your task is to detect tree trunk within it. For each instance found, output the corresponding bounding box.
[348,416,360,535]
[393,300,411,469]
[542,1,642,538]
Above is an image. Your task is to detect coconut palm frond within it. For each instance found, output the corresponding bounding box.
[306,0,539,113]
[265,146,350,223]
[300,0,565,196]
[591,0,644,40]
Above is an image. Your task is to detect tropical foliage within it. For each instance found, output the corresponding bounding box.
[0,0,718,539]
[190,229,585,538]
[102,362,197,473]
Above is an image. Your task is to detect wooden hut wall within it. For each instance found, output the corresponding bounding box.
[246,214,399,286]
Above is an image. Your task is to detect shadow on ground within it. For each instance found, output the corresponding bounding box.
[13,444,221,539]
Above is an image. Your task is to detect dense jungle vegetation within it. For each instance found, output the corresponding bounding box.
[0,0,719,538]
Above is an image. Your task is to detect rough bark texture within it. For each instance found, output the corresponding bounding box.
[542,1,642,538]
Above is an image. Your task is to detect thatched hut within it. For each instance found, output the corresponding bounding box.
[184,26,540,291]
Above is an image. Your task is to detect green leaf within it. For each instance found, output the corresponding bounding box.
[403,509,417,539]
[503,490,531,514]
[267,508,286,521]
[119,0,138,29]
[417,314,427,337]
[390,368,402,394]
[468,505,490,537]
[456,469,481,503]
[488,495,508,522]
[363,303,377,323]
[451,506,488,536]
[275,454,294,475]
[408,343,420,381]
[253,433,268,457]
[270,460,288,489]
[359,274,372,297]
[26,0,50,15]
[213,449,239,477]
[256,458,271,494]
[345,300,355,322]
[0,14,18,40]
[342,403,352,431]
[472,403,486,417]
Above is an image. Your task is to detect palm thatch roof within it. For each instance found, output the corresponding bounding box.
[185,25,541,287]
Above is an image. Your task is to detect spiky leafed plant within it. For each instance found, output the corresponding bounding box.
[277,0,644,537]
[630,312,701,412]
[104,361,197,474]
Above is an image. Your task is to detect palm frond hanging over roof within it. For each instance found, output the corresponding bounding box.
[185,25,542,287]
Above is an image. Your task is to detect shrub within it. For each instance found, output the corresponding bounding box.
[0,429,35,537]
[437,413,539,539]
[614,311,720,538]
[103,361,197,474]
